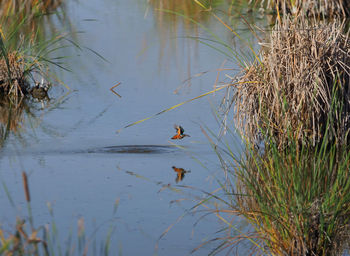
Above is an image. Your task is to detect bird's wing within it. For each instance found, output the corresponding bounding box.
[179,126,185,135]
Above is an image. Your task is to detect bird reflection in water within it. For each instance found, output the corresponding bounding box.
[172,166,190,183]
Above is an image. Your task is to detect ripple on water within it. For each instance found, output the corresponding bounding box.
[87,145,178,154]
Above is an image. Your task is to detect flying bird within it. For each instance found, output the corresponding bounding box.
[171,125,190,139]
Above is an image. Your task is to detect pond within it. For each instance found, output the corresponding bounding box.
[0,0,263,255]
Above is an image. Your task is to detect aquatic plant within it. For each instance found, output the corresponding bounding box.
[233,16,350,148]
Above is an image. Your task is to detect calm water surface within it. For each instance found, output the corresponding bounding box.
[0,1,262,255]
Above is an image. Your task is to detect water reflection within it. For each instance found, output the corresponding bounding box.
[172,166,190,183]
[0,1,245,255]
[0,0,71,48]
[231,144,350,255]
[148,0,215,30]
[0,97,29,131]
[0,89,57,150]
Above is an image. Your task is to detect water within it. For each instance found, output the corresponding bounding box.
[0,0,261,255]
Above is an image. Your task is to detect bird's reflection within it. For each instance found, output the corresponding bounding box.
[172,166,190,183]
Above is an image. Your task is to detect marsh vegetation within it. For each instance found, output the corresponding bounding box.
[199,1,350,255]
[2,0,350,255]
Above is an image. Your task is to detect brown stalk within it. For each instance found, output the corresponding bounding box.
[22,171,30,202]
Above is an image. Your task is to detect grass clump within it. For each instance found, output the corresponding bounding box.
[232,137,350,255]
[0,17,70,97]
[0,51,29,95]
[248,0,350,17]
[234,16,350,148]
[0,0,70,98]
[0,33,66,97]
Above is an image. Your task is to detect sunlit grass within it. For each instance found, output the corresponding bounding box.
[244,0,350,17]
[235,16,350,148]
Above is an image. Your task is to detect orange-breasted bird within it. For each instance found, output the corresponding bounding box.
[171,125,190,139]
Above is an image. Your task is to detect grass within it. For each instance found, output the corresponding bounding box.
[0,1,72,97]
[239,135,350,255]
[233,15,350,148]
[0,30,70,97]
[245,0,350,17]
[183,1,350,255]
[0,0,74,98]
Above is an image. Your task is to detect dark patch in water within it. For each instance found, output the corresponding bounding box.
[86,145,175,154]
[13,145,177,156]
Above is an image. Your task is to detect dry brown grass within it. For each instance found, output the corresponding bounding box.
[253,0,350,17]
[233,16,350,147]
[0,51,29,96]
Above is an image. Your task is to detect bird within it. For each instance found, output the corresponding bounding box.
[29,80,49,100]
[172,166,190,183]
[171,125,190,139]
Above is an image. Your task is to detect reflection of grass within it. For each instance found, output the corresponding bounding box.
[0,0,66,38]
[198,127,350,255]
[235,138,350,255]
[148,0,217,27]
[0,0,63,17]
[0,96,29,145]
